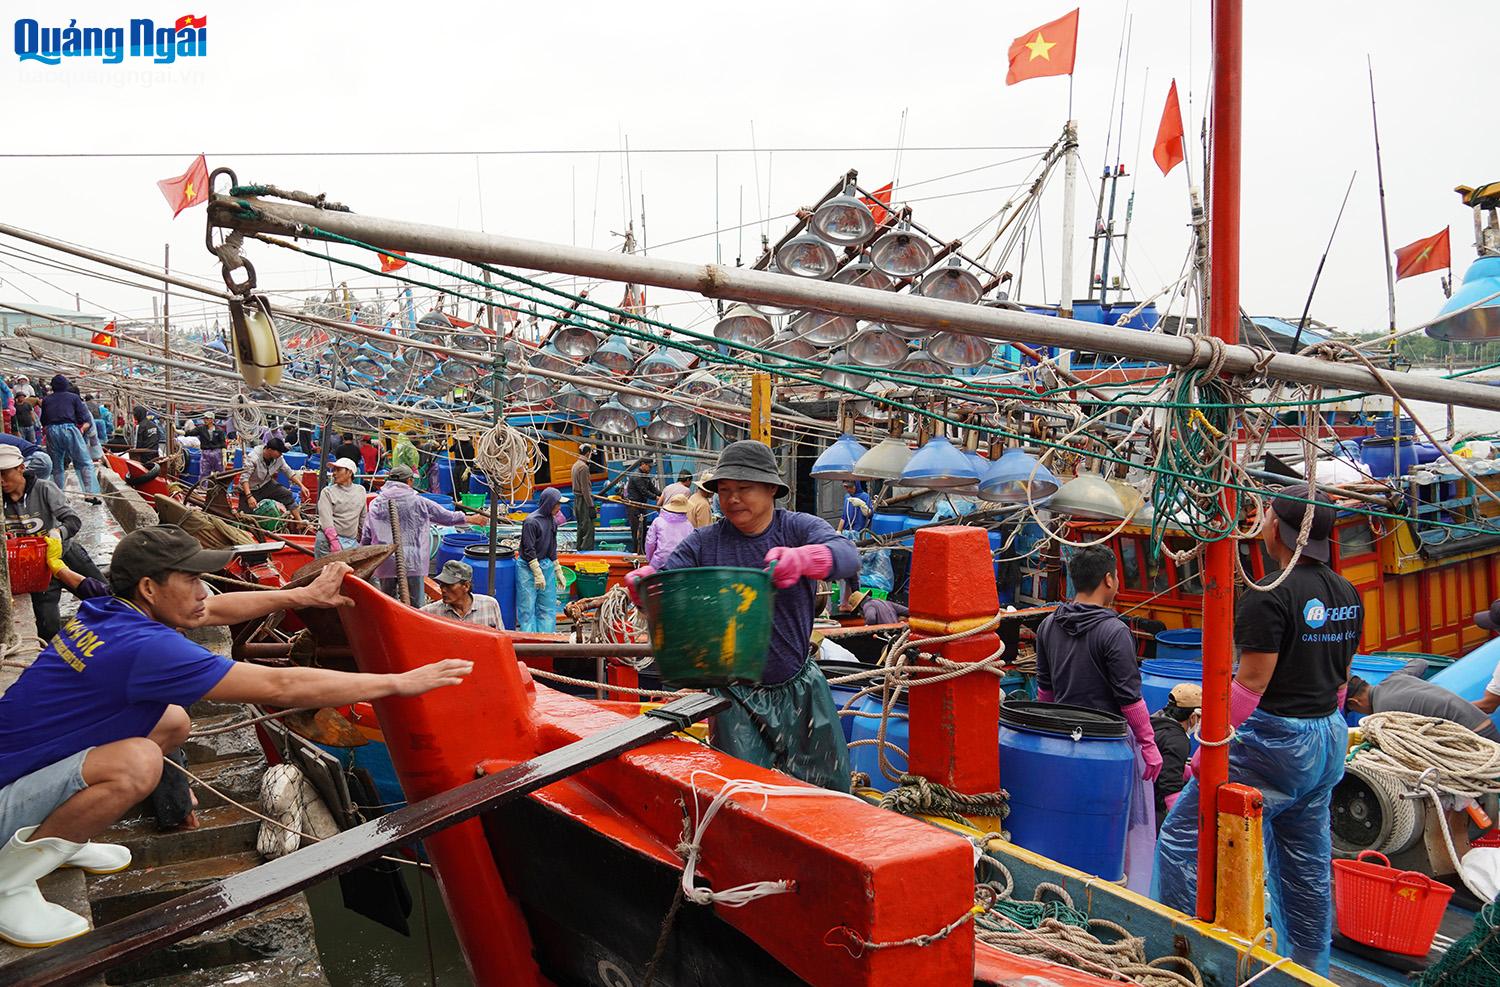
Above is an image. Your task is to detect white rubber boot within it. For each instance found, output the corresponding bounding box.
[0,825,92,947]
[61,840,132,875]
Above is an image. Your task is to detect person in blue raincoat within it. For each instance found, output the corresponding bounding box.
[835,480,873,601]
[517,486,561,632]
[1154,486,1359,975]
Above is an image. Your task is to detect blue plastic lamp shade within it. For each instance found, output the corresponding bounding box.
[899,435,980,489]
[811,433,871,482]
[978,447,1060,504]
[1428,256,1500,341]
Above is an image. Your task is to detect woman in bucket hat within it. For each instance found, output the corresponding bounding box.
[625,440,859,791]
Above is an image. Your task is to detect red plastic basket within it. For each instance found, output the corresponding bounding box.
[1333,850,1454,956]
[5,536,51,595]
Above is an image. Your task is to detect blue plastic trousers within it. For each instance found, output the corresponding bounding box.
[515,557,557,632]
[45,424,97,494]
[1153,709,1346,975]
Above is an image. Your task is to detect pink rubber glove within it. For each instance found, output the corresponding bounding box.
[1165,791,1181,810]
[1035,687,1055,703]
[1191,679,1264,775]
[1120,699,1163,782]
[763,544,833,589]
[1336,684,1348,711]
[322,527,339,549]
[623,565,656,606]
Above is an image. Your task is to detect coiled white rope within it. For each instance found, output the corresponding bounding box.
[1355,711,1500,800]
[473,421,539,500]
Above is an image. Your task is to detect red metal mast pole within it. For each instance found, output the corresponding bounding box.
[1196,0,1242,922]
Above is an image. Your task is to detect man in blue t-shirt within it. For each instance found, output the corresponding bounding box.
[0,525,472,948]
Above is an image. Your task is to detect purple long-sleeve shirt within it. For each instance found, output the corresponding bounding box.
[661,509,858,683]
[361,481,468,580]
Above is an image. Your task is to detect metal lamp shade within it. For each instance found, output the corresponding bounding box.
[774,230,838,279]
[572,365,616,400]
[1109,479,1145,521]
[1048,471,1129,521]
[898,349,947,376]
[636,349,688,389]
[678,371,720,399]
[1429,256,1500,341]
[349,354,385,378]
[657,402,696,428]
[791,310,857,346]
[643,416,690,442]
[811,433,870,481]
[439,361,479,387]
[766,331,818,366]
[366,332,401,356]
[553,322,600,360]
[506,374,550,403]
[553,387,599,415]
[929,331,994,369]
[809,191,877,246]
[530,344,571,375]
[918,258,983,305]
[713,304,775,345]
[832,256,895,292]
[820,352,870,390]
[852,437,913,481]
[590,400,638,436]
[846,324,910,368]
[450,331,490,353]
[883,321,929,339]
[869,224,934,277]
[977,447,1059,504]
[410,329,449,348]
[591,335,637,374]
[401,348,440,377]
[619,382,664,412]
[851,380,896,421]
[899,435,980,489]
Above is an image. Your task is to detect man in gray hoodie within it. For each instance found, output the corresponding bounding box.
[0,445,103,641]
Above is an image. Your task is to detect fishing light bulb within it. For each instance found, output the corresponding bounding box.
[811,433,871,481]
[977,447,1059,504]
[775,230,839,279]
[917,257,983,305]
[929,331,994,369]
[899,435,980,490]
[846,323,910,368]
[1047,470,1129,521]
[832,254,896,292]
[791,310,856,347]
[809,182,878,246]
[713,304,775,346]
[589,400,638,436]
[869,222,934,278]
[552,322,600,360]
[590,335,637,374]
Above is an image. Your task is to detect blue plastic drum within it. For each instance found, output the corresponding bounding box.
[599,502,627,527]
[847,695,908,789]
[1140,659,1205,713]
[999,701,1134,881]
[463,544,517,630]
[1154,628,1203,661]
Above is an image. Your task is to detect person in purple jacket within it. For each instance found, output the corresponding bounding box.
[626,440,858,790]
[362,464,487,604]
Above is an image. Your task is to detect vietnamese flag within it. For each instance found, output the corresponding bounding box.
[378,250,408,273]
[1006,9,1079,86]
[156,154,209,217]
[860,182,894,226]
[1153,80,1185,176]
[1394,228,1450,281]
[91,321,117,359]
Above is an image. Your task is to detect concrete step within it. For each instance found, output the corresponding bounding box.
[118,753,266,827]
[134,952,330,986]
[181,713,265,765]
[89,851,262,926]
[0,868,103,984]
[102,898,320,985]
[103,804,261,870]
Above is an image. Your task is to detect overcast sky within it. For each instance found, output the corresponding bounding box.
[1,1,1490,341]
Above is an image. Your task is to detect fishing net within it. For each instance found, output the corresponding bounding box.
[1415,899,1500,986]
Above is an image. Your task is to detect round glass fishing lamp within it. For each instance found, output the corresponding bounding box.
[791,310,857,347]
[918,257,983,305]
[713,304,775,346]
[438,360,479,387]
[619,381,664,413]
[348,353,385,379]
[832,254,896,292]
[820,352,871,390]
[809,182,877,247]
[591,335,637,374]
[677,370,721,399]
[506,374,550,404]
[897,348,947,376]
[869,221,934,278]
[571,364,615,400]
[765,330,818,366]
[1046,470,1129,521]
[774,229,839,279]
[589,400,639,436]
[366,332,401,356]
[846,323,910,368]
[930,331,995,369]
[552,387,599,415]
[401,348,440,378]
[656,400,697,428]
[899,434,980,489]
[636,348,689,389]
[811,433,871,482]
[643,416,691,443]
[852,437,913,481]
[552,322,600,360]
[977,447,1060,504]
[530,343,572,375]
[450,330,490,353]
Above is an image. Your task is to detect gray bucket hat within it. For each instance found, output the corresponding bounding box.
[703,440,788,498]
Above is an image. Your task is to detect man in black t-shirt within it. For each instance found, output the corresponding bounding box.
[1155,485,1357,976]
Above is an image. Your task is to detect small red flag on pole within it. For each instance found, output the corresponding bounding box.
[1005,9,1080,86]
[156,154,209,217]
[1394,228,1450,281]
[860,183,894,226]
[90,321,117,358]
[1153,80,1186,176]
[378,251,408,273]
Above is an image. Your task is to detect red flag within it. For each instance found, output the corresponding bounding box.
[174,14,207,30]
[1395,228,1450,281]
[91,321,117,359]
[156,154,208,217]
[378,251,408,273]
[1153,80,1185,176]
[860,183,894,226]
[1006,9,1079,86]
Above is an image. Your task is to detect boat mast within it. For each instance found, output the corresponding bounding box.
[1196,0,1242,924]
[1058,120,1080,326]
[1369,56,1403,458]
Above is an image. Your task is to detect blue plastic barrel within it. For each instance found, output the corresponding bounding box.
[283,451,308,471]
[469,472,491,496]
[435,531,487,575]
[1140,659,1204,713]
[463,544,518,629]
[848,695,908,790]
[600,502,627,527]
[822,661,869,742]
[420,492,455,510]
[999,701,1134,881]
[435,456,454,496]
[871,512,907,536]
[183,448,202,485]
[1360,437,1418,478]
[1154,628,1203,662]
